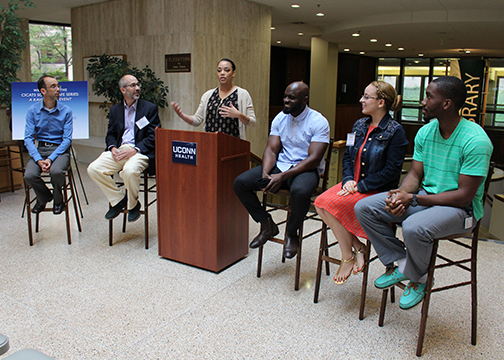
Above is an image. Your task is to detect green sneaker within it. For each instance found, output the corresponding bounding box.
[399,280,432,310]
[374,267,408,289]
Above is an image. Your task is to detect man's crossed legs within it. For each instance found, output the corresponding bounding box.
[355,191,475,309]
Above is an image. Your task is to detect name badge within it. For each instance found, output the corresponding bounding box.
[136,116,149,130]
[465,216,473,229]
[346,133,355,146]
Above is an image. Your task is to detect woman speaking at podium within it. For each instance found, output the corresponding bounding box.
[171,58,256,140]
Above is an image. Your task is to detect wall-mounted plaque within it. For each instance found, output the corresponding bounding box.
[165,53,191,73]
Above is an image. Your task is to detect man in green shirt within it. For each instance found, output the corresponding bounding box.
[355,76,493,310]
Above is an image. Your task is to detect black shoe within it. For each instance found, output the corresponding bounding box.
[31,194,53,214]
[105,197,127,220]
[128,201,141,222]
[250,217,279,248]
[31,201,46,214]
[284,233,299,259]
[53,202,64,215]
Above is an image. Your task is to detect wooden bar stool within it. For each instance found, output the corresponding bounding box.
[0,140,25,195]
[24,166,82,246]
[108,168,157,249]
[377,162,494,356]
[257,138,334,290]
[313,230,375,320]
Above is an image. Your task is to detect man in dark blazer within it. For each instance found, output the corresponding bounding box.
[87,74,160,222]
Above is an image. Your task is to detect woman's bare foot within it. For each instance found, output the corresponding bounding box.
[333,255,355,285]
[353,243,366,274]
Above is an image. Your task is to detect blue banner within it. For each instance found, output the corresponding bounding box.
[11,81,89,140]
[172,140,197,165]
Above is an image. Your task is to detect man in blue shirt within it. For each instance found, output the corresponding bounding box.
[234,82,330,258]
[24,76,73,215]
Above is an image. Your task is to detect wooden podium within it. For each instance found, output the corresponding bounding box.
[156,129,250,272]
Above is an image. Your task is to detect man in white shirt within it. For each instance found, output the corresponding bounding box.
[234,82,330,258]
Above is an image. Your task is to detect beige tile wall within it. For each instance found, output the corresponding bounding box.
[71,0,271,156]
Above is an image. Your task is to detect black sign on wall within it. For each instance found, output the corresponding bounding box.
[459,59,485,124]
[165,54,191,73]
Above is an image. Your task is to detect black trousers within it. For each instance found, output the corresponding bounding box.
[233,165,319,235]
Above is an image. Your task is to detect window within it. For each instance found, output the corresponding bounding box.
[30,23,72,81]
[377,58,451,123]
[485,59,504,127]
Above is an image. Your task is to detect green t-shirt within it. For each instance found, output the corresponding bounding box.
[413,118,493,220]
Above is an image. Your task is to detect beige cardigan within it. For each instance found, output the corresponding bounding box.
[190,86,256,140]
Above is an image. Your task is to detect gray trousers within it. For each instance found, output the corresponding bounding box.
[354,190,476,282]
[24,145,70,205]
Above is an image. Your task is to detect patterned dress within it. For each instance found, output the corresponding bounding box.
[205,88,240,138]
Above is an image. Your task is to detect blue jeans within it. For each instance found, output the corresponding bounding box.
[354,190,476,282]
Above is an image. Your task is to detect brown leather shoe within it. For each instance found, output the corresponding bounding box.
[250,217,279,248]
[284,233,299,259]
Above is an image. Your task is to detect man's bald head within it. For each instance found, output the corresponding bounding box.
[283,81,309,117]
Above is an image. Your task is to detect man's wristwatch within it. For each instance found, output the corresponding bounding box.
[410,194,419,207]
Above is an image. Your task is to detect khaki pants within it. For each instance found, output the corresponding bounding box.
[87,144,149,210]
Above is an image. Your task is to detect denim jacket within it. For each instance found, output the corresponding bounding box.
[342,113,408,193]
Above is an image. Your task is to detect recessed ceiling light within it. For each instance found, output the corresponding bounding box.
[316,12,324,17]
[352,31,360,37]
[344,48,350,52]
[298,32,304,36]
[465,50,471,53]
[359,51,365,54]
[271,27,275,30]
[398,47,404,51]
[414,60,420,64]
[418,53,424,57]
[291,4,300,8]
[277,40,282,44]
[385,43,392,47]
[370,39,377,43]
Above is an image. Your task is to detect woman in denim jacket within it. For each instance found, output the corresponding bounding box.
[314,81,408,284]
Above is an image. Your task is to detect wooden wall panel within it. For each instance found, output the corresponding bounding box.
[71,0,271,156]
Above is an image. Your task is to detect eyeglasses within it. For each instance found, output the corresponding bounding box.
[361,94,377,101]
[123,82,142,89]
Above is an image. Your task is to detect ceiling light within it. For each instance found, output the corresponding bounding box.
[344,48,350,52]
[359,51,365,54]
[418,53,424,57]
[465,50,471,53]
[277,40,282,44]
[298,32,304,36]
[385,43,392,47]
[271,27,275,30]
[370,39,377,43]
[398,47,404,51]
[291,4,300,8]
[352,31,360,37]
[414,60,420,64]
[316,12,324,17]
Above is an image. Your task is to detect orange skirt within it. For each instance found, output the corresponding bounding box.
[314,182,376,239]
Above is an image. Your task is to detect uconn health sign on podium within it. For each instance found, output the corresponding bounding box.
[172,141,197,165]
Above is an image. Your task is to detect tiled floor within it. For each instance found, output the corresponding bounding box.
[1,162,503,359]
